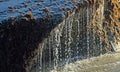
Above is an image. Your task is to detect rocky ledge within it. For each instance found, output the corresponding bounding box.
[0,0,82,72]
[0,0,120,72]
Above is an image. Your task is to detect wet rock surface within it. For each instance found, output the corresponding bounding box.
[0,0,120,72]
[0,0,80,72]
[31,0,120,72]
[0,0,81,22]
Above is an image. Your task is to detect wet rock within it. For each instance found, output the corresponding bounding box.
[8,5,14,9]
[0,0,120,72]
[25,11,35,20]
[43,7,50,13]
[21,17,29,21]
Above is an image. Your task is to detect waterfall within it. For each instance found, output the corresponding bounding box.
[38,43,44,72]
[86,6,90,58]
[48,37,52,69]
[30,42,45,72]
[66,14,73,63]
[30,1,107,72]
[75,19,80,59]
[0,0,119,72]
[53,27,61,69]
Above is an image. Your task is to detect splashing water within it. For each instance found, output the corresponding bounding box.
[50,52,120,72]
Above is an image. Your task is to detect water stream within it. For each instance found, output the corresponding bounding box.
[30,1,120,72]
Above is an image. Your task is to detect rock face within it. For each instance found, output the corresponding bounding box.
[102,0,120,51]
[0,0,120,72]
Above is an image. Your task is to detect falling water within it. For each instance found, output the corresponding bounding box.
[39,42,45,72]
[82,6,87,57]
[86,6,90,58]
[30,42,45,72]
[53,27,61,70]
[75,19,80,59]
[30,0,116,72]
[67,15,73,63]
[48,37,52,70]
[38,43,43,72]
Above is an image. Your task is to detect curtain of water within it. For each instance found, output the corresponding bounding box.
[64,15,73,63]
[38,43,45,72]
[67,16,73,63]
[20,1,111,72]
[82,7,87,56]
[48,37,52,69]
[91,5,95,56]
[53,28,61,69]
[75,19,80,58]
[64,19,68,62]
[31,1,106,72]
[79,7,83,57]
[87,5,96,57]
[86,6,90,58]
[43,42,46,72]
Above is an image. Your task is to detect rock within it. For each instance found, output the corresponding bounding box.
[43,7,50,13]
[25,11,35,20]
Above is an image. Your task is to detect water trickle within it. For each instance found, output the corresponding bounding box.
[86,6,90,58]
[67,16,73,63]
[38,44,42,72]
[48,36,52,70]
[30,42,45,72]
[53,28,61,69]
[75,19,80,59]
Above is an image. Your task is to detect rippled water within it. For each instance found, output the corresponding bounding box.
[50,52,120,72]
